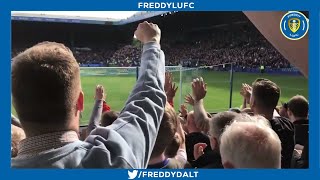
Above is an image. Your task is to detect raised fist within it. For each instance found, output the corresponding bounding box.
[134,21,161,44]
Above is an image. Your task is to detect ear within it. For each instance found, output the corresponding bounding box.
[77,91,84,112]
[210,136,218,151]
[287,109,293,117]
[223,161,235,169]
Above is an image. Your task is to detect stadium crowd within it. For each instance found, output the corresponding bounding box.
[11,23,290,69]
[162,26,290,69]
[73,44,141,67]
[11,21,308,169]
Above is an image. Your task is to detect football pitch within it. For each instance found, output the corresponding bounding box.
[11,71,308,125]
[78,71,308,125]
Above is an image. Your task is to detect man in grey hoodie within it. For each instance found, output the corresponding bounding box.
[11,21,166,168]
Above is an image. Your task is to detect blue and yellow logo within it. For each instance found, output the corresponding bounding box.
[280,11,309,40]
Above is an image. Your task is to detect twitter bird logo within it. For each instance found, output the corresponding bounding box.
[128,170,138,179]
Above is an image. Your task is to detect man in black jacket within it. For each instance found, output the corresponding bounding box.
[287,95,309,147]
[250,78,295,168]
[286,95,309,168]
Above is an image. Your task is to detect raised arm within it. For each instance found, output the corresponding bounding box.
[86,22,166,168]
[193,100,210,132]
[164,72,178,107]
[86,85,105,135]
[185,77,210,132]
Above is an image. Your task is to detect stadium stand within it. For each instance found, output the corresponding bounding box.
[12,12,292,70]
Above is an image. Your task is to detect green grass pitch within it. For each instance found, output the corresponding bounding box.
[78,70,308,125]
[11,71,308,125]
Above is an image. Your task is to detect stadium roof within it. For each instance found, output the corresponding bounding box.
[11,11,170,25]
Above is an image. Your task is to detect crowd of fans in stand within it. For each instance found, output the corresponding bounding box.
[11,24,290,69]
[11,22,308,169]
[73,45,141,67]
[161,27,290,68]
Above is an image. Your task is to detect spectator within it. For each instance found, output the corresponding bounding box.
[209,111,239,152]
[85,85,116,136]
[286,95,309,168]
[148,103,185,169]
[184,111,211,162]
[278,103,289,118]
[165,123,187,165]
[165,136,180,158]
[287,95,309,147]
[184,77,235,168]
[173,113,188,167]
[250,78,295,168]
[183,77,216,165]
[184,77,211,133]
[11,21,166,168]
[220,115,282,168]
[191,111,238,168]
[85,85,105,136]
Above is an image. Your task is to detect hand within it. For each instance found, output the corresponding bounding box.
[134,21,161,44]
[164,72,173,93]
[166,82,178,100]
[184,93,195,106]
[164,72,178,100]
[94,85,106,100]
[193,143,207,160]
[192,77,207,102]
[180,104,188,118]
[240,83,252,103]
